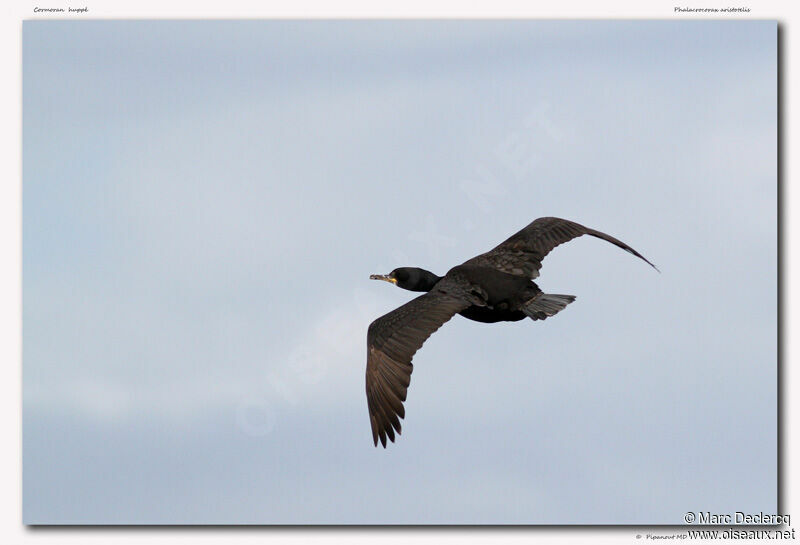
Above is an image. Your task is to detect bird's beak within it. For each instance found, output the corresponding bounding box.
[370,273,397,284]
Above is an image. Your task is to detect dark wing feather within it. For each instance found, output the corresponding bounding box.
[462,216,658,279]
[366,288,470,447]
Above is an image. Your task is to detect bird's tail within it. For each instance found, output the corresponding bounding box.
[523,293,576,321]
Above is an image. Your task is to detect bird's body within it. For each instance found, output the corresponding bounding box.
[366,216,657,447]
[391,266,534,322]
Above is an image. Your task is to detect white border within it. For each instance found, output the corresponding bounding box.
[3,1,795,544]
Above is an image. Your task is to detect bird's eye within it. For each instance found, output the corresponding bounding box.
[393,269,408,282]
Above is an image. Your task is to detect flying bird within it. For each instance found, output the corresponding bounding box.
[366,216,657,447]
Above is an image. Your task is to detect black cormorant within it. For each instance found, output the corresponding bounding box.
[366,216,657,447]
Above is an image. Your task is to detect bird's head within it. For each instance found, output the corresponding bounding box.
[370,267,441,292]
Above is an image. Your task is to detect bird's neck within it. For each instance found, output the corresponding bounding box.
[411,270,443,292]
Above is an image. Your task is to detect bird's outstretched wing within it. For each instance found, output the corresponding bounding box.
[462,216,658,279]
[366,287,470,447]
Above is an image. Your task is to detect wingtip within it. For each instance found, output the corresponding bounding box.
[373,429,400,448]
[643,257,660,273]
[629,248,659,274]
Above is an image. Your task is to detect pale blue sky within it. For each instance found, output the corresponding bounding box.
[23,20,776,523]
